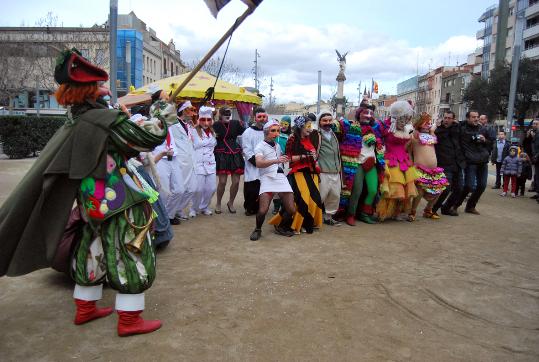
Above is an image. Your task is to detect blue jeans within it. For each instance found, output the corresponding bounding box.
[433,167,464,212]
[456,163,488,210]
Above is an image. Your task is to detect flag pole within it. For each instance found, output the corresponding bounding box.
[169,5,256,102]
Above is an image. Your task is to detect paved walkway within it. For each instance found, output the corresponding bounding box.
[0,159,538,361]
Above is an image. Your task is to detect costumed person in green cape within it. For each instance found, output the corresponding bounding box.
[0,49,170,336]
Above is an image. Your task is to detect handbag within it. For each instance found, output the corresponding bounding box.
[51,205,84,274]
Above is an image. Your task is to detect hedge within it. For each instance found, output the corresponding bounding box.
[0,116,66,159]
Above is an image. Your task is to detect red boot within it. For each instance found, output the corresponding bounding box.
[74,299,113,325]
[117,310,162,337]
[345,214,356,226]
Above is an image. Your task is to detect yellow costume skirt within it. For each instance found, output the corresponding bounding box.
[269,171,323,233]
[376,164,418,221]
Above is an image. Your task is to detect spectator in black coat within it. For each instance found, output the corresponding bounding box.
[432,111,465,216]
[532,119,539,200]
[490,131,511,189]
[454,110,493,214]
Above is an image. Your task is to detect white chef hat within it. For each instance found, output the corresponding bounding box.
[198,106,215,119]
[177,100,193,113]
[263,119,280,130]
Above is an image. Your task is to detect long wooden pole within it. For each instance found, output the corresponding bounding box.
[169,5,255,102]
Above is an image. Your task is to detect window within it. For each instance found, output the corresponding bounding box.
[96,49,105,65]
[164,60,167,75]
[509,7,514,16]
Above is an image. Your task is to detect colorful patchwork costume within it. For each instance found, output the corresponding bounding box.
[0,49,167,336]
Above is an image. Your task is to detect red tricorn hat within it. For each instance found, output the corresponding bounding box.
[54,48,109,84]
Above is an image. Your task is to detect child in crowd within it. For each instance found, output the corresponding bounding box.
[516,152,532,196]
[500,146,522,198]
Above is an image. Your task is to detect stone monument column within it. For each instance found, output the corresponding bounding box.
[335,50,348,118]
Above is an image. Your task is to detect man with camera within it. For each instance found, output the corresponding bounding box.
[454,110,493,214]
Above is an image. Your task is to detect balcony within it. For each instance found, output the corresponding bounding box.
[522,45,539,59]
[473,64,482,73]
[476,28,486,39]
[475,46,484,56]
[525,1,539,18]
[523,24,539,40]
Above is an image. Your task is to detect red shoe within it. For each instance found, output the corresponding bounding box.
[74,299,113,325]
[345,214,356,226]
[117,310,162,337]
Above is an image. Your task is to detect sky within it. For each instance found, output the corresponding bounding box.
[1,0,497,104]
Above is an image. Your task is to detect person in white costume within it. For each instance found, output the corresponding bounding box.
[242,107,267,215]
[173,101,199,219]
[192,106,218,215]
[150,88,184,225]
[249,120,296,241]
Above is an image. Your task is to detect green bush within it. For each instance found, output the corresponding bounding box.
[0,116,66,159]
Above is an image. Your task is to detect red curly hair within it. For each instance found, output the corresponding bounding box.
[54,82,99,106]
[414,112,432,130]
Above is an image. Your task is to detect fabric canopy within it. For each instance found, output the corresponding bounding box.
[120,71,261,107]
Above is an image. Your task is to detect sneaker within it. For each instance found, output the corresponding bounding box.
[500,192,507,197]
[169,217,181,225]
[510,193,516,198]
[201,209,213,216]
[441,207,458,216]
[323,218,341,226]
[465,208,480,215]
[188,210,197,218]
[274,225,294,237]
[176,213,189,221]
[249,229,262,241]
[531,194,539,199]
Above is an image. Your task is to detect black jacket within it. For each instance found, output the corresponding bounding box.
[490,139,511,163]
[533,131,539,163]
[459,121,492,165]
[435,123,465,171]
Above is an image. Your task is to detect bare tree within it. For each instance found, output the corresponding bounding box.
[0,12,109,111]
[186,56,246,86]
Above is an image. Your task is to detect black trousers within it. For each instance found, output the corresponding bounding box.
[433,167,463,212]
[495,162,503,187]
[243,180,260,214]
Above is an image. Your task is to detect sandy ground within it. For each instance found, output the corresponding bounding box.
[0,158,538,362]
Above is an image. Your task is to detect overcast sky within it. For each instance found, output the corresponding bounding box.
[2,0,496,104]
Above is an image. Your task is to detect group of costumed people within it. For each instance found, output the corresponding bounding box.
[246,100,449,240]
[0,49,453,337]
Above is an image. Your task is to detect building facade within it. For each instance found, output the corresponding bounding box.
[440,71,472,121]
[0,26,109,109]
[396,75,419,110]
[118,12,186,90]
[474,0,538,79]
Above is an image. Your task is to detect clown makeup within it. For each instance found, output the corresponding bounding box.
[359,109,374,124]
[267,125,280,141]
[319,116,333,131]
[420,119,432,132]
[199,118,212,129]
[280,121,290,132]
[301,121,313,137]
[255,112,268,122]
